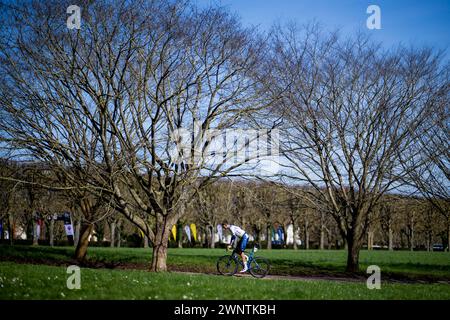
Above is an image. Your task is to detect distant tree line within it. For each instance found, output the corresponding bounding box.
[1,161,448,253]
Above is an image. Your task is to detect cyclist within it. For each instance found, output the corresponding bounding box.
[222,222,249,273]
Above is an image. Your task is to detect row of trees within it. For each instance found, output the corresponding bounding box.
[0,160,129,256]
[0,0,448,272]
[192,182,448,251]
[1,161,448,252]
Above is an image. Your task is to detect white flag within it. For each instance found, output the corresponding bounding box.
[184,225,191,242]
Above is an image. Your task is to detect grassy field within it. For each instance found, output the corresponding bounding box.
[1,245,450,299]
[1,261,450,300]
[1,245,450,280]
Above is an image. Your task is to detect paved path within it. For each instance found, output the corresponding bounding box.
[171,270,366,282]
[170,271,450,284]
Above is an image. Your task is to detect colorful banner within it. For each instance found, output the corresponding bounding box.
[278,227,284,242]
[184,225,191,242]
[272,226,284,244]
[190,223,197,241]
[64,224,74,236]
[274,230,279,241]
[171,225,177,241]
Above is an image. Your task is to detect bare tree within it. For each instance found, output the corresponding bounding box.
[403,92,450,251]
[282,193,306,250]
[251,182,280,249]
[266,24,448,271]
[194,180,234,248]
[0,160,20,244]
[0,0,269,271]
[378,196,401,251]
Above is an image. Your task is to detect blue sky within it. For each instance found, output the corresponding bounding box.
[196,0,450,53]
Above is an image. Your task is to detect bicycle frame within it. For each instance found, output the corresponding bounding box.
[230,246,256,267]
[217,245,269,278]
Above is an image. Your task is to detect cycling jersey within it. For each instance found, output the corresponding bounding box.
[228,225,248,254]
[229,225,246,238]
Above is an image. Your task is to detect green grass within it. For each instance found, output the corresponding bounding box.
[1,261,449,300]
[170,248,450,279]
[1,245,449,280]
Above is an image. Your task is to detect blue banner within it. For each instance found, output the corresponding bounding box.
[272,226,284,245]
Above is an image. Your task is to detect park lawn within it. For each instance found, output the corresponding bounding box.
[168,248,450,279]
[1,245,450,280]
[0,262,449,300]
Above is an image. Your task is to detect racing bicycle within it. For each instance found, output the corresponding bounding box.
[216,245,270,278]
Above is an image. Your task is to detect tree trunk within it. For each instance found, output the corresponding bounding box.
[177,224,183,248]
[305,231,310,249]
[327,234,332,249]
[292,221,298,250]
[116,220,122,247]
[39,221,44,241]
[388,223,393,251]
[257,228,263,248]
[304,219,309,250]
[319,228,324,250]
[32,221,39,245]
[8,215,13,245]
[74,219,81,247]
[26,216,33,241]
[110,221,116,248]
[409,213,415,251]
[447,221,450,253]
[210,225,215,249]
[202,228,208,248]
[319,212,325,250]
[410,227,414,252]
[150,216,177,272]
[266,224,272,250]
[367,231,374,250]
[74,223,93,261]
[346,236,361,273]
[49,218,54,247]
[327,229,332,249]
[143,235,149,248]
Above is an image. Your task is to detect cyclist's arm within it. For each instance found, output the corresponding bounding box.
[230,235,236,246]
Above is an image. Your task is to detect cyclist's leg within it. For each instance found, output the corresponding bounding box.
[241,235,249,264]
[236,238,245,271]
[236,237,243,256]
[238,235,249,272]
[240,234,249,252]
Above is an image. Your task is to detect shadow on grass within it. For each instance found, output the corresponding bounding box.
[1,244,449,283]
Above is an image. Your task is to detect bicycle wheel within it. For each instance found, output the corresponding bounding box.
[217,255,239,276]
[248,256,270,278]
